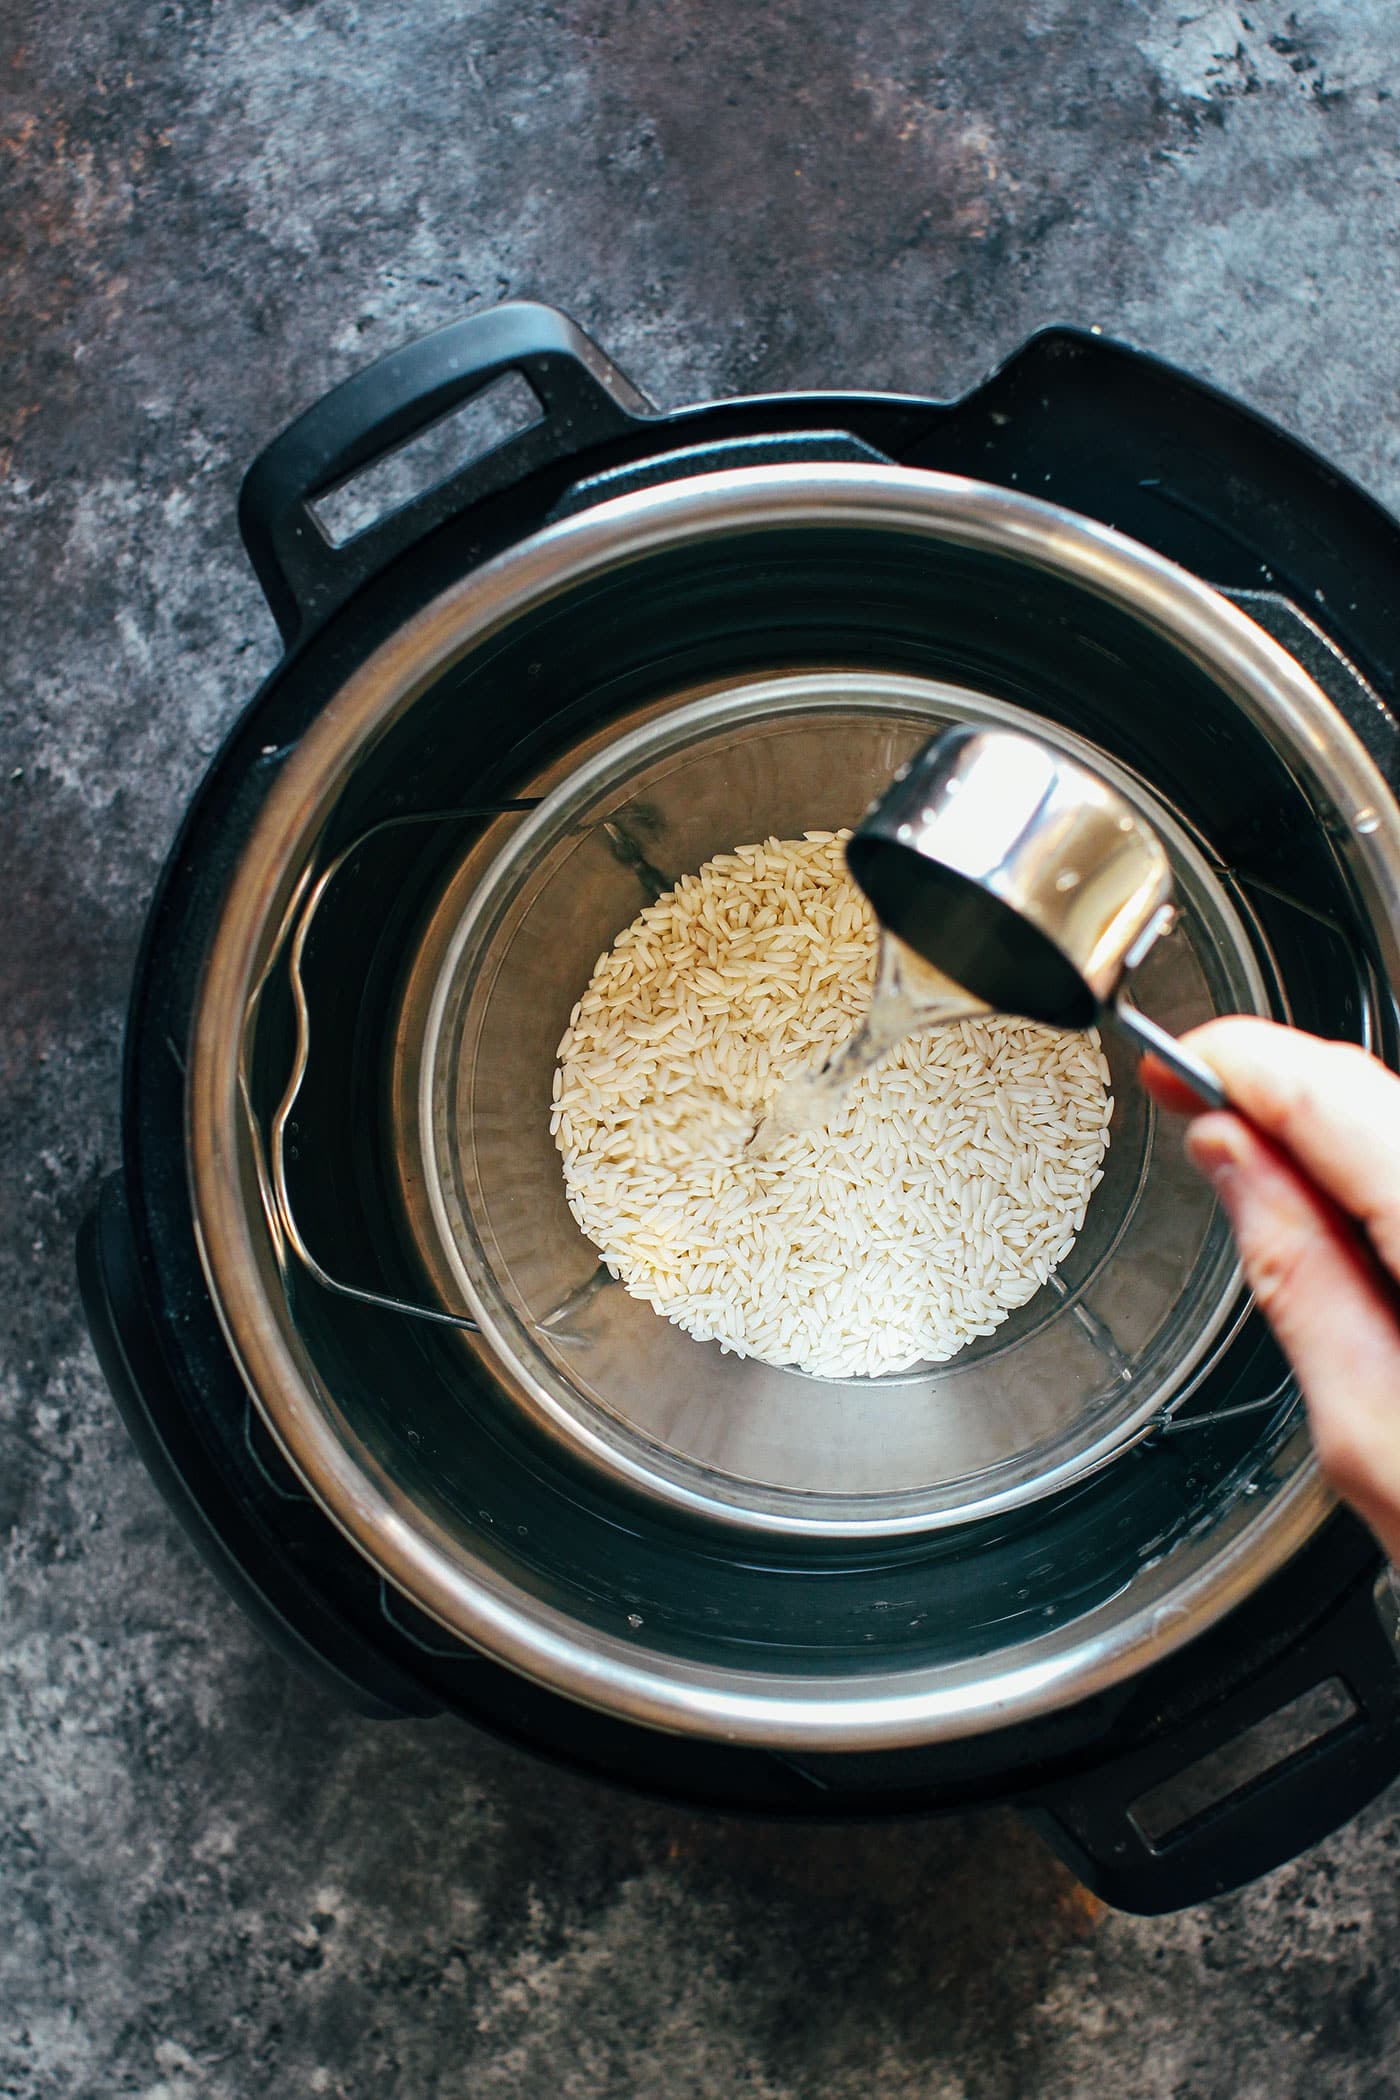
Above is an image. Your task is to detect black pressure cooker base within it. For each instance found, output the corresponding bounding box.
[80,304,1400,1914]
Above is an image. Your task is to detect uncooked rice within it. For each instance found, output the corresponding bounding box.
[551,830,1112,1379]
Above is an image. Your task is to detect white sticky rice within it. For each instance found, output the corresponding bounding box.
[551,830,1112,1378]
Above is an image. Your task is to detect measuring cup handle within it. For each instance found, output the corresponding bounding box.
[1112,1000,1229,1111]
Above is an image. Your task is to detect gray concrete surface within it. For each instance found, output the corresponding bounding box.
[5,3,1400,2094]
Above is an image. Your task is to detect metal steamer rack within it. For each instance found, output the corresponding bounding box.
[237,757,1386,1475]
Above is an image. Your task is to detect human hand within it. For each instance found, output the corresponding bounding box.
[1142,1017,1400,1564]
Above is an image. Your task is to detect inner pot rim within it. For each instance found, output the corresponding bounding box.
[186,462,1398,1749]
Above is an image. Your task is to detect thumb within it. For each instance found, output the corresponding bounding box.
[1189,1113,1400,1562]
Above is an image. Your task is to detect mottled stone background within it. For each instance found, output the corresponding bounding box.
[5,4,1400,2095]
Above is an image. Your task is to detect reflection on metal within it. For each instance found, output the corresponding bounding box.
[1046,1272,1134,1384]
[849,722,1175,1021]
[599,819,675,901]
[535,1263,614,1339]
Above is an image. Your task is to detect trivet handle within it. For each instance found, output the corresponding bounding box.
[1028,1555,1400,1913]
[239,301,654,644]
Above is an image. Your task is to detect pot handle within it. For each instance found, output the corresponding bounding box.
[238,300,654,645]
[1028,1558,1400,1913]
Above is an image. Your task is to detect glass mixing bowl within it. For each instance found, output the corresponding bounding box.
[392,670,1272,1536]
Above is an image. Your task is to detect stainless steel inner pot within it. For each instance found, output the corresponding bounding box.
[391,671,1269,1535]
[188,464,1400,1750]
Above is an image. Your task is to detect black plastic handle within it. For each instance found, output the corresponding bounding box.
[1029,1560,1400,1912]
[238,301,654,645]
[77,1174,439,1719]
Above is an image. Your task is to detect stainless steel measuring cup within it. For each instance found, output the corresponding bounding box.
[846,725,1229,1110]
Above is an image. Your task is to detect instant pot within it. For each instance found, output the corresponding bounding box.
[79,302,1400,1914]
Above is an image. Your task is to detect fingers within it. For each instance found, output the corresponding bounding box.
[1189,1111,1400,1563]
[1148,1018,1400,1283]
[1142,1017,1400,1555]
